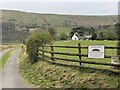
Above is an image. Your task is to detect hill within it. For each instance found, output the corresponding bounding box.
[1,10,118,27]
[1,9,118,43]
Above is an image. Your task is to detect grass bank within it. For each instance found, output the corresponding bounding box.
[19,46,120,88]
[0,49,14,70]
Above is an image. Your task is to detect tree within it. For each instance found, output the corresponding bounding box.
[59,33,68,40]
[97,31,105,40]
[69,31,74,38]
[91,33,97,40]
[104,30,117,40]
[48,27,56,38]
[72,27,84,36]
[91,27,97,40]
[97,30,117,40]
[26,32,53,64]
[70,26,92,38]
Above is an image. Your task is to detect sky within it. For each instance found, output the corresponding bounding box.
[0,0,119,15]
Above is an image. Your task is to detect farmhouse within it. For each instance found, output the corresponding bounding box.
[72,34,79,40]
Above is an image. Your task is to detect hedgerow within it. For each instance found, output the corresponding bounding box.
[26,32,53,64]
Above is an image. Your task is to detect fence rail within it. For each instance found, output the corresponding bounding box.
[39,43,120,72]
[39,49,113,58]
[40,45,120,49]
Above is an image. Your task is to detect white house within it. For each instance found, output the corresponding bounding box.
[72,34,79,40]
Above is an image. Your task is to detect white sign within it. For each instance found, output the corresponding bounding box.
[88,45,105,58]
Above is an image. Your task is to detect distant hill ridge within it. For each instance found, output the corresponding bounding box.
[1,9,118,28]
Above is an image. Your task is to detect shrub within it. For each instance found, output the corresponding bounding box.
[97,30,117,40]
[59,33,68,40]
[48,26,56,38]
[91,33,97,40]
[104,30,117,40]
[26,32,53,64]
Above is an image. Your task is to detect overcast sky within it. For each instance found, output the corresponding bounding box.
[0,0,119,15]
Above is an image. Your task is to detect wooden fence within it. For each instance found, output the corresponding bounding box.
[39,43,120,73]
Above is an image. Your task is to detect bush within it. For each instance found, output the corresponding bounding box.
[97,30,117,40]
[104,30,117,40]
[26,32,53,64]
[48,26,56,38]
[59,33,68,40]
[91,33,97,40]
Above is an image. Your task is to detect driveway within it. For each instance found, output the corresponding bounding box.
[0,50,28,89]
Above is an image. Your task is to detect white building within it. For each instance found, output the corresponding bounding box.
[85,35,92,39]
[72,34,79,40]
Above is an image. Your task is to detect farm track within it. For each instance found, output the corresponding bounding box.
[0,50,28,89]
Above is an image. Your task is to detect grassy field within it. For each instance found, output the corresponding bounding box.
[42,40,118,70]
[0,49,14,70]
[19,40,120,88]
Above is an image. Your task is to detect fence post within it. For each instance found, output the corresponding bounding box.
[78,43,82,66]
[42,45,44,60]
[51,45,54,61]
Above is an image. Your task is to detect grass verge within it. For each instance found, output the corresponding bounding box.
[0,49,14,70]
[0,45,17,51]
[18,47,120,88]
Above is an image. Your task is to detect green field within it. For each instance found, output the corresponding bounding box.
[43,40,118,70]
[53,40,117,56]
[54,40,117,46]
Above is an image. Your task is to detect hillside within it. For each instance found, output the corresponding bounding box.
[1,10,118,27]
[1,9,118,43]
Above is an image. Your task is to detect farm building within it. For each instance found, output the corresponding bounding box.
[72,34,79,40]
[85,35,92,39]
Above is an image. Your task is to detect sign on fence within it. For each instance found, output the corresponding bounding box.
[88,45,105,58]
